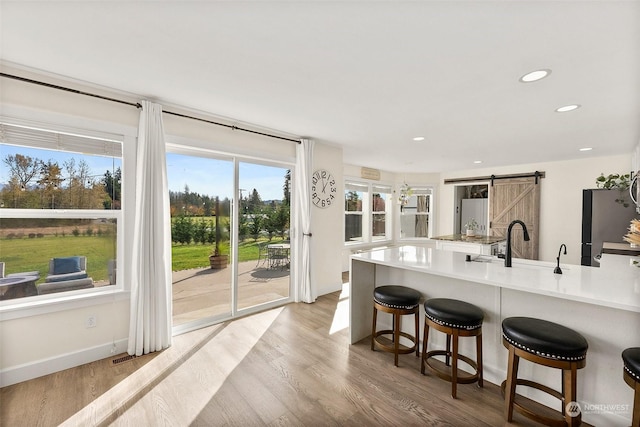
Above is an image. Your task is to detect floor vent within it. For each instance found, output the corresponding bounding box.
[112,354,136,365]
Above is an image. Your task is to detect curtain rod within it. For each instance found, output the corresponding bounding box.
[444,171,545,185]
[1,72,301,144]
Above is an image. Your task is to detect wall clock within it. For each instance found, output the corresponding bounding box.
[311,169,337,208]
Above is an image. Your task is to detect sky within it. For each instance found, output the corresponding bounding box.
[0,144,288,201]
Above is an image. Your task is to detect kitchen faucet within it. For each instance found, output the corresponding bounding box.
[554,244,567,274]
[505,220,530,267]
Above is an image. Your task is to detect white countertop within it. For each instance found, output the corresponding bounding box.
[352,245,640,313]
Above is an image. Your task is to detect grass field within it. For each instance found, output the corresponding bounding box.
[0,235,116,283]
[1,235,288,283]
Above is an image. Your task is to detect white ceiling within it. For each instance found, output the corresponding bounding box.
[1,1,639,173]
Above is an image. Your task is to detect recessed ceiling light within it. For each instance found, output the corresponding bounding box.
[579,147,592,152]
[473,160,482,164]
[413,136,425,141]
[556,104,580,113]
[519,69,551,83]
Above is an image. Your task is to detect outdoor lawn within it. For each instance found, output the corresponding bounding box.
[1,234,288,283]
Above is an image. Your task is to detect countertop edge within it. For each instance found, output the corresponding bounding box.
[351,248,640,314]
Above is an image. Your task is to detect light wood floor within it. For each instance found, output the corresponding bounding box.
[0,287,587,426]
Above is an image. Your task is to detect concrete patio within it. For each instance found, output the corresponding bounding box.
[172,260,290,326]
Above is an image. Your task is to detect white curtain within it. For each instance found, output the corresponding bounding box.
[127,100,173,356]
[294,138,315,303]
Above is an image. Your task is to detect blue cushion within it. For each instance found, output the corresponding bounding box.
[52,257,82,275]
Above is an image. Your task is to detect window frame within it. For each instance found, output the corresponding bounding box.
[0,113,133,319]
[398,185,435,241]
[344,179,393,247]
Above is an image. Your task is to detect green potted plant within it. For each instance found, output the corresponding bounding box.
[464,218,479,237]
[596,172,631,207]
[209,241,229,269]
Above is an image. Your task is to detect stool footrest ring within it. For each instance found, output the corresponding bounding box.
[423,350,480,384]
[373,330,418,354]
[500,379,575,427]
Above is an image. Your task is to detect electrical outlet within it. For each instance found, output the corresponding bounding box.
[86,314,97,328]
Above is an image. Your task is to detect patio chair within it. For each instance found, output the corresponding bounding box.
[37,256,94,295]
[256,242,269,268]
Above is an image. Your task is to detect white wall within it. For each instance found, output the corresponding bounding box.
[312,144,345,295]
[439,155,633,264]
[0,64,138,386]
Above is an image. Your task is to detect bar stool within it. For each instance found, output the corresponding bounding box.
[622,347,640,427]
[421,298,484,398]
[371,285,421,367]
[501,317,588,427]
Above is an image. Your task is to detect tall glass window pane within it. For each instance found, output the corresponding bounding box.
[238,162,290,310]
[0,124,122,210]
[167,153,234,326]
[400,188,432,239]
[372,185,391,241]
[345,182,365,243]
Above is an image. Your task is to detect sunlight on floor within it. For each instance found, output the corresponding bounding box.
[329,281,350,335]
[61,307,284,426]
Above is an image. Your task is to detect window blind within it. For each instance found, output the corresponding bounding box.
[0,123,123,157]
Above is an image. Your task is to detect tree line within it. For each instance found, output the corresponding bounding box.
[170,170,291,245]
[1,154,121,209]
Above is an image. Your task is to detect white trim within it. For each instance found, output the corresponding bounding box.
[0,337,129,387]
[0,289,130,321]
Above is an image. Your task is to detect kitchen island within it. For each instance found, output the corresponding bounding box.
[350,246,640,426]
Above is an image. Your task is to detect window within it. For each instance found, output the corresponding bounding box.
[0,122,122,301]
[400,187,433,239]
[372,184,392,241]
[345,181,392,244]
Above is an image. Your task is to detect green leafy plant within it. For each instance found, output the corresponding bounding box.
[464,218,479,231]
[595,173,631,207]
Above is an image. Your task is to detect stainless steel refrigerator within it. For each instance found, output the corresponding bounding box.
[581,189,638,266]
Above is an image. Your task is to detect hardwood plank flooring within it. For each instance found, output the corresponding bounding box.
[0,287,589,426]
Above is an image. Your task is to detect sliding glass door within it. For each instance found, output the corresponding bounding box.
[168,153,234,327]
[167,150,292,331]
[237,161,291,310]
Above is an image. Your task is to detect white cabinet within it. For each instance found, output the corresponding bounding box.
[461,198,488,233]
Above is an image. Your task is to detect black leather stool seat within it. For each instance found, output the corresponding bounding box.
[424,298,484,330]
[374,285,421,310]
[623,347,640,381]
[623,347,640,427]
[502,317,588,361]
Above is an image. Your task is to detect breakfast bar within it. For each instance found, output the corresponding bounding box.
[350,246,640,426]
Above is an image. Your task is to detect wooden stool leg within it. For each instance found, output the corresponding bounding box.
[371,306,377,351]
[451,332,459,398]
[632,381,640,427]
[414,309,420,357]
[421,321,430,374]
[476,331,483,388]
[563,363,580,426]
[504,345,520,422]
[445,334,452,366]
[394,312,400,367]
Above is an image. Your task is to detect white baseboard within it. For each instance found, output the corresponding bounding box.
[0,338,129,387]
